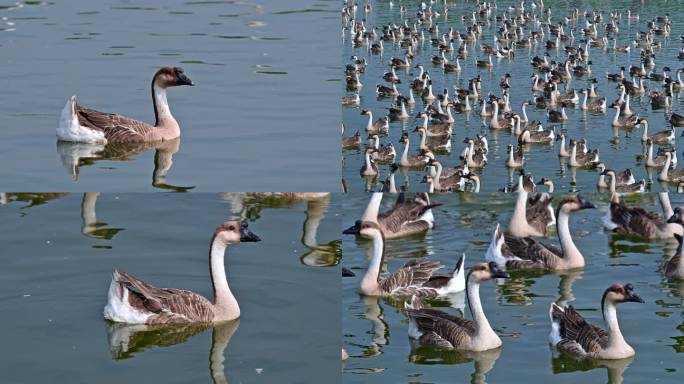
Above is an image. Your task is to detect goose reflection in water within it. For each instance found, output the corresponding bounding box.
[551,351,633,384]
[409,345,501,384]
[105,320,239,384]
[80,192,124,240]
[56,137,195,192]
[221,193,339,267]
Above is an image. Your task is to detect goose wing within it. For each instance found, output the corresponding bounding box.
[610,201,662,237]
[407,308,475,347]
[76,105,154,143]
[526,193,551,235]
[552,305,607,355]
[501,236,561,269]
[380,259,442,296]
[380,200,441,234]
[114,270,214,323]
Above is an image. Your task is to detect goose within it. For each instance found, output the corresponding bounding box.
[104,220,260,324]
[346,72,363,90]
[594,163,636,187]
[518,127,555,144]
[343,193,440,239]
[600,169,645,194]
[341,93,360,106]
[603,192,683,239]
[368,134,396,163]
[443,57,462,73]
[645,139,676,168]
[415,127,451,151]
[548,107,568,123]
[658,152,684,183]
[640,119,674,144]
[405,262,508,351]
[569,140,599,167]
[387,100,410,121]
[416,111,452,137]
[610,103,639,127]
[362,110,389,135]
[464,173,481,193]
[537,177,555,193]
[507,176,554,238]
[580,89,606,112]
[549,283,643,359]
[463,139,487,168]
[669,112,684,127]
[381,163,399,193]
[342,130,362,149]
[58,67,194,144]
[353,221,465,297]
[476,55,494,68]
[506,144,525,168]
[360,147,379,177]
[557,133,571,157]
[488,101,512,130]
[664,208,684,279]
[382,66,400,83]
[424,159,468,192]
[489,195,596,270]
[377,83,400,97]
[398,133,433,168]
[606,67,626,81]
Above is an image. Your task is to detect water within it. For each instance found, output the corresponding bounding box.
[342,192,684,383]
[0,0,338,191]
[0,192,340,383]
[342,0,684,193]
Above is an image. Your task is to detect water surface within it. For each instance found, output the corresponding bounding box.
[0,192,340,383]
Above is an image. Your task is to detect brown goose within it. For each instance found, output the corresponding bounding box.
[594,162,636,187]
[603,192,683,239]
[549,284,643,359]
[658,152,684,183]
[665,208,684,279]
[507,176,554,238]
[343,192,440,239]
[353,221,465,297]
[342,130,362,149]
[58,67,194,144]
[600,169,645,194]
[405,262,508,351]
[103,221,260,324]
[490,195,596,270]
[360,147,379,177]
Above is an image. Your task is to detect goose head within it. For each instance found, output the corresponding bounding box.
[469,262,509,283]
[536,177,553,188]
[558,195,596,214]
[154,67,194,88]
[666,207,684,225]
[214,220,261,244]
[603,283,644,305]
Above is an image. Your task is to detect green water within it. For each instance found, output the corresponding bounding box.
[342,192,684,383]
[0,193,340,383]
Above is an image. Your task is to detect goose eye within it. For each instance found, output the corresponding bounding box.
[228,226,235,231]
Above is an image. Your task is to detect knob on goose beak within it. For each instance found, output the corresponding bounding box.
[624,283,644,303]
[174,67,194,86]
[489,262,509,279]
[342,220,362,235]
[577,195,597,210]
[239,220,261,242]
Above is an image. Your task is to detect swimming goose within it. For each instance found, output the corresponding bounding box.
[580,89,606,112]
[59,67,194,144]
[368,134,396,163]
[490,195,596,270]
[664,208,684,279]
[569,140,599,167]
[658,152,684,183]
[557,133,571,157]
[669,112,684,127]
[343,192,440,239]
[603,192,683,239]
[600,169,645,194]
[537,178,555,193]
[640,119,674,144]
[518,126,555,144]
[406,262,508,351]
[360,147,379,177]
[548,107,568,123]
[398,133,433,168]
[423,159,466,192]
[362,110,389,135]
[610,103,639,127]
[505,144,525,168]
[549,283,643,359]
[463,140,488,168]
[377,83,400,97]
[415,127,451,151]
[416,111,452,137]
[104,221,260,324]
[342,130,362,149]
[381,163,399,193]
[354,221,465,297]
[488,100,512,130]
[645,139,676,168]
[594,162,636,187]
[507,176,554,238]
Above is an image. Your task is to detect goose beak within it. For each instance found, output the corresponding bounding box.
[578,195,596,209]
[239,221,261,242]
[175,71,194,86]
[342,220,362,235]
[667,209,682,224]
[489,262,509,279]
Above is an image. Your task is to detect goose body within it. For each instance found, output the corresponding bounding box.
[406,262,507,351]
[507,176,554,238]
[659,152,684,183]
[549,284,643,359]
[104,221,260,324]
[604,192,683,239]
[665,208,684,279]
[601,169,645,194]
[491,195,595,270]
[58,67,194,144]
[353,221,465,297]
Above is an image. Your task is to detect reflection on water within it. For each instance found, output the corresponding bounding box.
[551,351,633,384]
[410,345,501,384]
[80,192,124,240]
[105,320,239,383]
[0,192,67,209]
[221,193,340,267]
[56,138,194,192]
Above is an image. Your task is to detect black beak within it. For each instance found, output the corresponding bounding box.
[175,68,194,86]
[489,261,509,279]
[627,293,645,303]
[577,195,596,210]
[667,210,682,224]
[239,220,261,242]
[342,220,362,235]
[536,179,545,185]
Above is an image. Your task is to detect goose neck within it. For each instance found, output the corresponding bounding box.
[602,299,627,349]
[152,84,175,127]
[361,231,385,293]
[466,276,494,336]
[556,210,583,267]
[209,238,238,319]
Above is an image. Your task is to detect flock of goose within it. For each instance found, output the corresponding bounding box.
[341,0,684,194]
[343,188,684,360]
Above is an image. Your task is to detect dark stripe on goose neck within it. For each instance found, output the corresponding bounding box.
[209,232,219,304]
[151,75,160,126]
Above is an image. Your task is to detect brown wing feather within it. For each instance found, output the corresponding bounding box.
[76,106,155,143]
[526,193,551,236]
[554,305,607,355]
[115,271,214,324]
[408,308,475,347]
[380,259,442,296]
[501,236,561,269]
[609,201,662,238]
